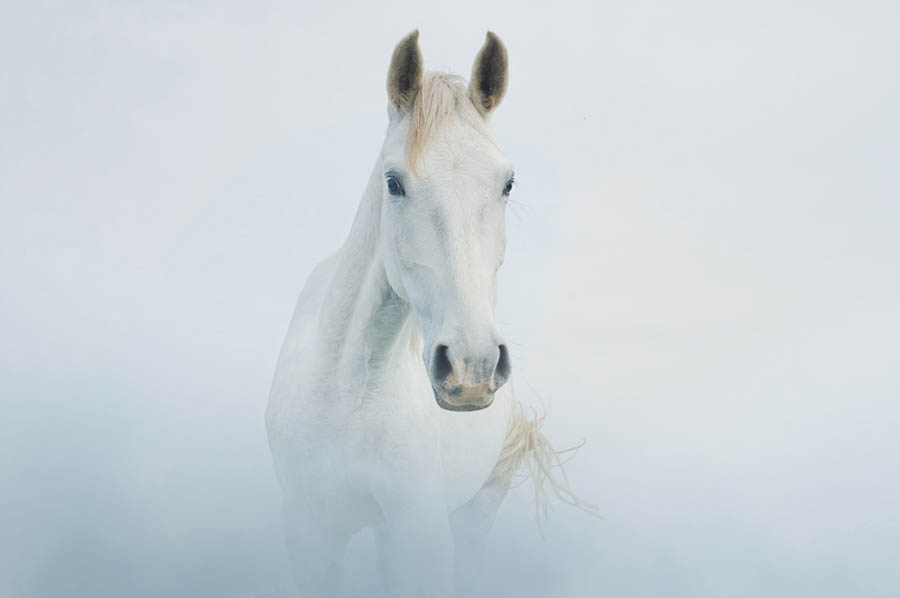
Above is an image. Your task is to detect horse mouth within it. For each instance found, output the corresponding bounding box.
[432,385,494,412]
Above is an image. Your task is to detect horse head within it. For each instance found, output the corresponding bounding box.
[379,31,514,411]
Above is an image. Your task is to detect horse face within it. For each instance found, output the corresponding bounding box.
[380,32,513,411]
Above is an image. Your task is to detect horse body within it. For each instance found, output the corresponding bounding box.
[267,31,533,596]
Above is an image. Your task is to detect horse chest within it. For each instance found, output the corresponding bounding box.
[353,359,512,510]
[437,386,513,509]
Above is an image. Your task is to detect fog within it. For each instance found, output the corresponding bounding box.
[2,1,898,596]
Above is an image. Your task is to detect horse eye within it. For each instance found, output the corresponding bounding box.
[503,179,514,196]
[386,175,405,197]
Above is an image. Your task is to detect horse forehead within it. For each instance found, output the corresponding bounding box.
[420,146,507,198]
[383,112,508,174]
[426,126,508,205]
[437,118,507,167]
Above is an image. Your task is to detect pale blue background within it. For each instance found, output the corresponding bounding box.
[2,1,898,596]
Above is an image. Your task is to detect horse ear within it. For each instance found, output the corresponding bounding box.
[387,30,423,111]
[469,31,508,117]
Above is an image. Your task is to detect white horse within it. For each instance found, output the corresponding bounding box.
[266,31,590,597]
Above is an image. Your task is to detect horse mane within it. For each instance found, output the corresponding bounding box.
[407,71,484,172]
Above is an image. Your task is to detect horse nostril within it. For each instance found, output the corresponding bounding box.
[432,344,453,383]
[494,344,511,387]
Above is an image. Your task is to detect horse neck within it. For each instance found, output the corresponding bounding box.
[318,161,415,390]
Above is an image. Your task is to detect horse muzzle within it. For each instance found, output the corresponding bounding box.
[431,381,496,411]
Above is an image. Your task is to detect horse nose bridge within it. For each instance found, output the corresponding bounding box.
[435,206,493,287]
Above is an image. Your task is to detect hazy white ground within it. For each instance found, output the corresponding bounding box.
[2,1,898,596]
